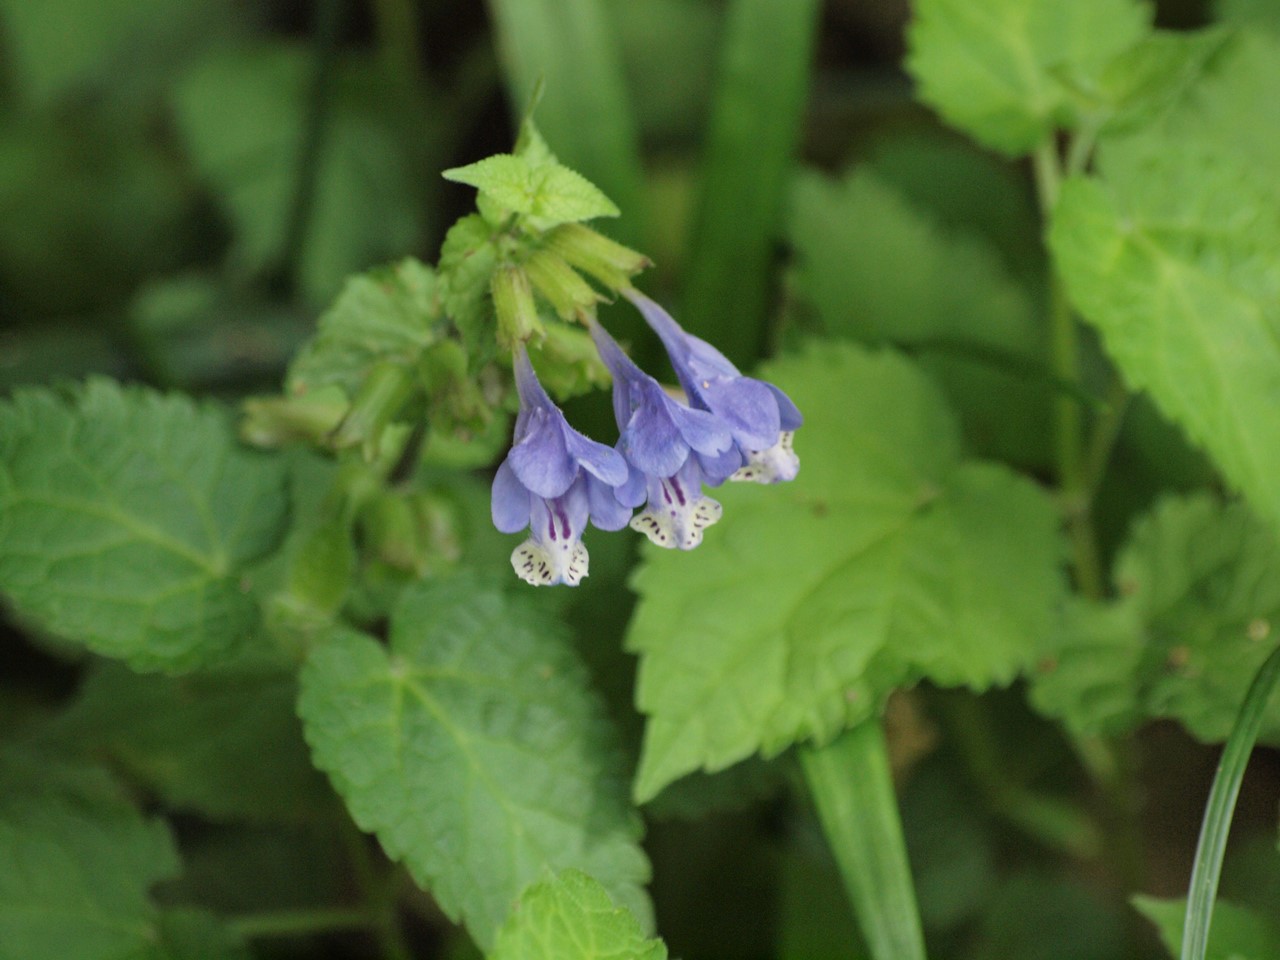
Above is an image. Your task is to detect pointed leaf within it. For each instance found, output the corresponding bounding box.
[906,0,1150,154]
[0,381,289,673]
[489,870,667,960]
[1031,493,1280,742]
[443,153,619,231]
[0,750,180,960]
[628,342,1064,800]
[288,258,439,398]
[1050,33,1280,531]
[298,574,651,950]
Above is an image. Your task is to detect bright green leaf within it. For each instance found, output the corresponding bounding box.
[1031,493,1280,742]
[171,45,421,304]
[298,574,651,950]
[0,750,180,960]
[489,870,667,960]
[485,0,645,243]
[287,258,439,398]
[1133,895,1280,960]
[786,167,1050,467]
[42,663,332,823]
[1050,34,1280,531]
[1085,29,1230,136]
[1027,598,1145,737]
[443,154,619,231]
[628,342,1064,801]
[0,381,289,673]
[906,0,1151,154]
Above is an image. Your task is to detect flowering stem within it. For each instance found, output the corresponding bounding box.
[1181,644,1280,960]
[799,720,927,960]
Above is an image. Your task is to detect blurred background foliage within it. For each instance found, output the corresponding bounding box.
[2,1,1278,959]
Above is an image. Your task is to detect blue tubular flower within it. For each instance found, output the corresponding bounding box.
[491,346,631,586]
[624,289,802,484]
[588,319,733,550]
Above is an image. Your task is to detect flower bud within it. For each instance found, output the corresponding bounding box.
[545,223,651,293]
[522,249,601,322]
[490,265,542,349]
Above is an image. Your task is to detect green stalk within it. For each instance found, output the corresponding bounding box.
[799,720,927,960]
[229,907,375,940]
[1033,140,1103,600]
[1181,645,1280,960]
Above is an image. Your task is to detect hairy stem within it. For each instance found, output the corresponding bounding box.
[1182,645,1280,960]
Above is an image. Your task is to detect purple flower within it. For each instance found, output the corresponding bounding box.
[491,345,631,586]
[625,289,801,484]
[589,319,734,550]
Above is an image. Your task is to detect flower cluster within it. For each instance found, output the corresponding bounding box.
[492,292,801,586]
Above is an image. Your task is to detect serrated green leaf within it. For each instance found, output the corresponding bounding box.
[443,154,619,232]
[42,663,332,823]
[786,167,1049,467]
[171,45,421,304]
[1050,33,1280,531]
[0,381,289,673]
[1031,493,1280,742]
[298,574,651,950]
[0,750,180,960]
[1133,895,1280,960]
[288,258,439,398]
[628,342,1064,801]
[439,214,500,356]
[1027,598,1145,736]
[489,870,667,960]
[906,0,1151,154]
[485,0,645,244]
[1084,29,1230,136]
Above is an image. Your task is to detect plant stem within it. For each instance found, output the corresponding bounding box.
[277,0,344,296]
[799,720,927,960]
[343,818,414,960]
[1181,644,1280,960]
[229,907,375,939]
[1034,140,1104,600]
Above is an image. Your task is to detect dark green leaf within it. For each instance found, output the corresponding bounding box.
[0,750,180,960]
[171,45,422,304]
[44,663,332,823]
[0,381,289,673]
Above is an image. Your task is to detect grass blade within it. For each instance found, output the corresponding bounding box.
[1182,643,1280,960]
[682,0,820,366]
